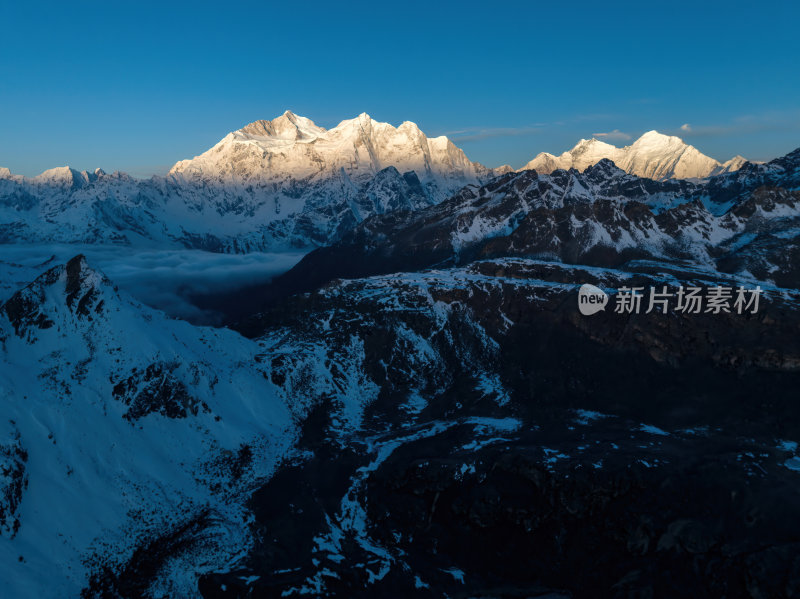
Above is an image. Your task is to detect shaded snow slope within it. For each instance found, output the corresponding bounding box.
[0,256,298,596]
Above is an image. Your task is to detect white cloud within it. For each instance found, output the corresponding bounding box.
[0,245,308,324]
[672,110,800,139]
[444,126,543,142]
[94,249,307,323]
[592,129,632,141]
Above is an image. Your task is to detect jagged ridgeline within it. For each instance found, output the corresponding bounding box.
[0,112,759,254]
[0,112,511,252]
[208,150,800,322]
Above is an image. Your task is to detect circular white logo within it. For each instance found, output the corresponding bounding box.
[578,284,608,316]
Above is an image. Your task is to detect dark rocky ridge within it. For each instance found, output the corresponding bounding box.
[189,258,800,598]
[191,148,800,327]
[272,163,800,294]
[179,152,800,595]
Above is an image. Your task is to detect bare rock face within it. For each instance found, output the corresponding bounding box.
[0,422,27,539]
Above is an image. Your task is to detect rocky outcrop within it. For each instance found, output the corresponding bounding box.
[196,257,800,597]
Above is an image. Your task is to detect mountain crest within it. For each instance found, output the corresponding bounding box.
[523,130,746,180]
[636,130,680,144]
[32,166,103,188]
[1,255,111,339]
[238,111,325,141]
[168,111,503,201]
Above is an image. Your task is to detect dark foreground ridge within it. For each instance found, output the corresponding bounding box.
[167,153,800,596]
[189,258,800,598]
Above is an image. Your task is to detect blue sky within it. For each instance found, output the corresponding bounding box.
[1,0,799,177]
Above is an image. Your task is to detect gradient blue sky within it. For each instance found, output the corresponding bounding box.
[1,0,799,177]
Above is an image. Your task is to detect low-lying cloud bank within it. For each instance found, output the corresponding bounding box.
[0,245,307,324]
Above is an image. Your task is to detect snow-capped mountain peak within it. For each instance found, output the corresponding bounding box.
[522,130,746,180]
[1,254,113,342]
[717,155,748,174]
[622,130,721,180]
[33,166,81,186]
[521,138,625,176]
[635,129,678,144]
[168,111,503,196]
[237,110,326,142]
[30,166,103,189]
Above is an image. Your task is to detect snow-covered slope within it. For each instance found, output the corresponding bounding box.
[0,256,299,596]
[522,131,745,180]
[0,251,407,596]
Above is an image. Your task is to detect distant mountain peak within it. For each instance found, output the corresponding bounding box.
[35,165,80,181]
[638,129,674,141]
[631,130,689,151]
[168,111,505,199]
[1,254,111,339]
[238,111,325,141]
[573,137,621,154]
[522,130,746,180]
[584,157,628,177]
[31,166,104,189]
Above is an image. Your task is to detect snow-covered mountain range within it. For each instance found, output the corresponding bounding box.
[0,112,509,252]
[170,111,508,198]
[0,115,759,254]
[265,147,800,306]
[522,130,747,180]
